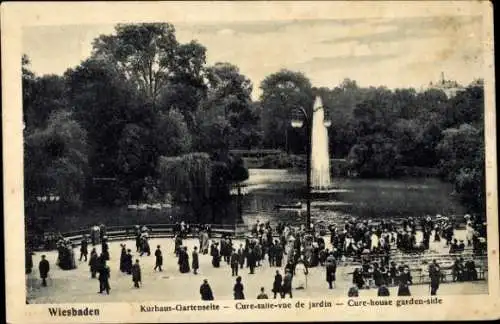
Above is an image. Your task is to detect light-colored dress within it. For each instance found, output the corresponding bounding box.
[200,232,209,252]
[466,222,474,242]
[294,262,308,289]
[371,233,379,250]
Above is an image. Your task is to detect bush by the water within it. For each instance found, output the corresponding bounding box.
[260,153,305,169]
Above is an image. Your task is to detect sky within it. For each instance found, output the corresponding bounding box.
[22,7,486,100]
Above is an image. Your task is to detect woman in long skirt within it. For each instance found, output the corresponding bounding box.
[294,259,308,289]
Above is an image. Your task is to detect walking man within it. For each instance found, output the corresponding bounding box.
[275,241,284,267]
[272,270,283,299]
[230,249,239,276]
[237,244,245,269]
[192,246,199,275]
[281,269,293,298]
[429,259,441,295]
[119,244,127,273]
[124,249,133,275]
[248,248,256,274]
[132,259,142,288]
[101,237,110,261]
[325,255,337,289]
[154,245,163,272]
[38,255,50,287]
[98,261,111,295]
[79,236,88,261]
[89,249,98,278]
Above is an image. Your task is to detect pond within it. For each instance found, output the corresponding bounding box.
[235,169,467,226]
[45,169,467,232]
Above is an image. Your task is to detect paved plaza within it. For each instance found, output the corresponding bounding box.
[26,232,488,303]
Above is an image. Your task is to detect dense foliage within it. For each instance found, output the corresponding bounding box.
[23,23,486,219]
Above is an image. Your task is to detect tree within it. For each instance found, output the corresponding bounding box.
[66,59,133,170]
[23,55,67,131]
[347,134,401,177]
[318,80,366,158]
[195,62,260,151]
[436,124,482,181]
[92,23,207,108]
[443,82,484,128]
[25,111,88,208]
[65,58,156,204]
[155,109,192,157]
[158,40,208,128]
[92,23,177,104]
[116,123,158,202]
[436,123,484,212]
[157,153,212,222]
[260,70,314,152]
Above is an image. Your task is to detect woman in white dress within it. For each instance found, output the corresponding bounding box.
[294,259,308,289]
[286,241,295,265]
[465,220,474,246]
[370,232,379,251]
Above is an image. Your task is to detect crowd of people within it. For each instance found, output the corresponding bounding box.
[29,213,487,300]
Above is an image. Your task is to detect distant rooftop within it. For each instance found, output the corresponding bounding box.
[426,72,465,98]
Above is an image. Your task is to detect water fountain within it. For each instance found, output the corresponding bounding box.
[310,96,332,192]
[309,96,350,195]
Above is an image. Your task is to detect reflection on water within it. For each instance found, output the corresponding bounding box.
[235,169,466,226]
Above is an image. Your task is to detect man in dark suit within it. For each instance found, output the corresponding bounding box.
[230,249,239,276]
[38,255,50,287]
[325,256,337,289]
[192,246,199,275]
[429,259,441,295]
[79,236,88,261]
[237,244,245,269]
[154,245,163,272]
[98,261,111,294]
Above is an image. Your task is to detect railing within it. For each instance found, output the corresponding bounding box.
[56,213,475,240]
[32,213,483,253]
[237,214,475,231]
[44,224,247,249]
[337,251,488,266]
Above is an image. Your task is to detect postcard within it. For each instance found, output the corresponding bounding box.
[2,1,498,322]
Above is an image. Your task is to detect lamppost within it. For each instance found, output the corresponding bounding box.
[291,107,312,230]
[36,194,60,231]
[290,102,331,231]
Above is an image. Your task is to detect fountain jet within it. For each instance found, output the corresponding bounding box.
[310,96,332,191]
